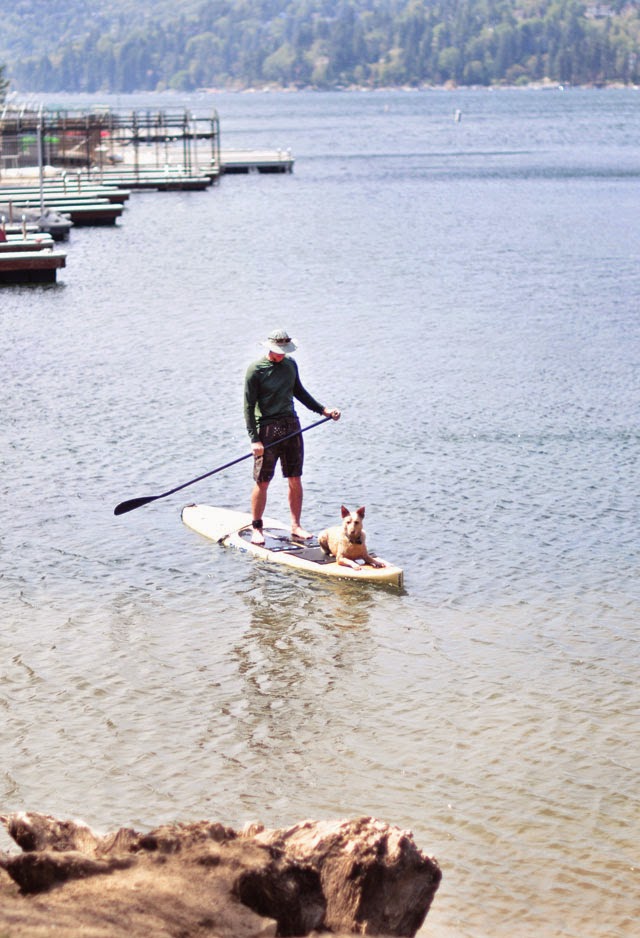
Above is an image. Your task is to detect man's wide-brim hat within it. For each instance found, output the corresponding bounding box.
[263,328,297,354]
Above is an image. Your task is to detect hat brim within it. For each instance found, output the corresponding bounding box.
[263,339,297,354]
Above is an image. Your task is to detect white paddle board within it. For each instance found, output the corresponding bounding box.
[181,504,404,587]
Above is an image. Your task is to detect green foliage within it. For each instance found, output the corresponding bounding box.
[0,63,9,101]
[1,0,639,91]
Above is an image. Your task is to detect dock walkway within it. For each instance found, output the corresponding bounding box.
[0,233,54,252]
[0,248,66,283]
[219,149,294,174]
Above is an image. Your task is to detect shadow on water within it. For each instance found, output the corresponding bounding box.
[0,281,66,293]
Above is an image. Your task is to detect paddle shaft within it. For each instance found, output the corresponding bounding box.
[114,415,332,516]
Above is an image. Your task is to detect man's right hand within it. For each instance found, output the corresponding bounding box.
[252,442,265,457]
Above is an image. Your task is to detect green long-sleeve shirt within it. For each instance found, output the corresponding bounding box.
[244,355,325,442]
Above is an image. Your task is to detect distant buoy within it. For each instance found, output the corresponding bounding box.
[454,109,462,122]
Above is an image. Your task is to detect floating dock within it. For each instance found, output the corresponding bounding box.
[86,167,214,190]
[0,248,66,283]
[0,195,123,226]
[0,104,294,280]
[219,149,294,174]
[0,233,54,252]
[0,207,73,241]
[51,202,123,226]
[0,183,130,204]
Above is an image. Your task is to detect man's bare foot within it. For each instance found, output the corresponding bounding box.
[291,526,313,542]
[251,529,265,545]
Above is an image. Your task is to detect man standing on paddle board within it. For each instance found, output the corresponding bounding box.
[244,328,340,546]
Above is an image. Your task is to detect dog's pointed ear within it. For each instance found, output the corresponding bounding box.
[356,506,365,518]
[340,505,350,518]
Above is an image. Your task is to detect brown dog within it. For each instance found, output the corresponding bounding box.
[317,506,386,570]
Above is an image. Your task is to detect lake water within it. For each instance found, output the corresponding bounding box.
[1,88,638,937]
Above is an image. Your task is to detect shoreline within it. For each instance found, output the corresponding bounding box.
[6,80,639,102]
[194,79,639,93]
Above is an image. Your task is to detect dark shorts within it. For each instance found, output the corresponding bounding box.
[253,416,303,482]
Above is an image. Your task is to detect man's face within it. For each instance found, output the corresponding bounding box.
[269,351,285,363]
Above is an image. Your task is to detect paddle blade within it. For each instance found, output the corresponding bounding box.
[114,495,158,516]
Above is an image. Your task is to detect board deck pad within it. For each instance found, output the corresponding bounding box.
[237,527,335,564]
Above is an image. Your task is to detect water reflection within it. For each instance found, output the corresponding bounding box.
[225,570,377,808]
[240,567,377,630]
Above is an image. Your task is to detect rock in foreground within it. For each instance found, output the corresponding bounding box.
[0,812,441,937]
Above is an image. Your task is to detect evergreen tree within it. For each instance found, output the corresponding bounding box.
[0,63,9,102]
[2,1,640,91]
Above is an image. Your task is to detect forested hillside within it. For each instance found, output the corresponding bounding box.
[2,0,639,93]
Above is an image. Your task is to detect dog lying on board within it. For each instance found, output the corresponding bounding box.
[317,506,386,570]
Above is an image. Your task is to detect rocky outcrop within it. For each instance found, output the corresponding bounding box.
[252,817,440,937]
[0,812,441,938]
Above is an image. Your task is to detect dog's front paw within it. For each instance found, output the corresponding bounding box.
[338,559,362,570]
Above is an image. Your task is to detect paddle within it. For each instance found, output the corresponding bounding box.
[114,415,333,516]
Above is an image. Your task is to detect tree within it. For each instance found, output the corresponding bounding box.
[4,2,640,91]
[262,42,297,83]
[0,63,9,102]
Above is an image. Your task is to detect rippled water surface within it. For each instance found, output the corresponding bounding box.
[1,89,639,937]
